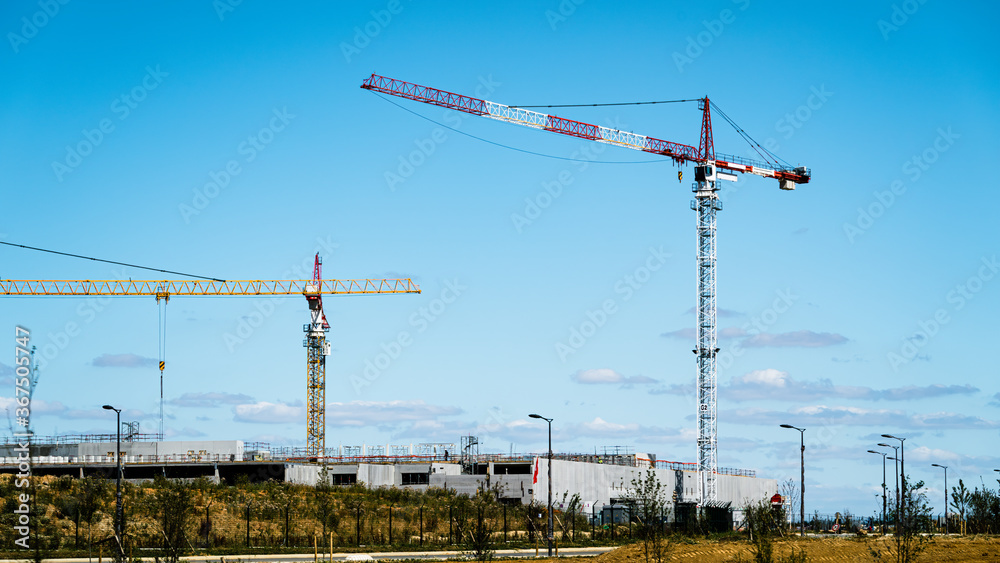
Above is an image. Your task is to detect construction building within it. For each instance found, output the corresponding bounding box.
[0,436,774,525]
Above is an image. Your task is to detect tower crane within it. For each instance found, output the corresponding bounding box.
[304,253,331,458]
[361,74,811,505]
[2,264,420,459]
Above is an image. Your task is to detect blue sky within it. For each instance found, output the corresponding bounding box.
[1,1,998,513]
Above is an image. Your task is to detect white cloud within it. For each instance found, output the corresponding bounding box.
[905,445,961,463]
[661,327,746,340]
[578,416,639,435]
[165,427,207,438]
[723,405,1000,430]
[723,371,978,403]
[737,368,790,387]
[91,353,159,368]
[326,400,462,428]
[233,401,304,424]
[570,368,656,385]
[170,392,254,408]
[743,330,847,348]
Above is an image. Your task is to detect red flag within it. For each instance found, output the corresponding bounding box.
[533,457,539,484]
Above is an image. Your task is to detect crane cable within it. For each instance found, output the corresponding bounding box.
[508,98,701,109]
[157,295,167,440]
[0,241,225,282]
[709,101,793,170]
[373,93,670,165]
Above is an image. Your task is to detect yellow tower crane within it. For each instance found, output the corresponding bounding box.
[1,261,420,459]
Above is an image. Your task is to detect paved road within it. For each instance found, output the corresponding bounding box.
[1,546,616,563]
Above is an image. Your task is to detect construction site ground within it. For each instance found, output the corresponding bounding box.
[589,534,1000,562]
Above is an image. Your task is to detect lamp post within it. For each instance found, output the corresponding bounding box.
[529,413,553,556]
[882,435,905,531]
[878,442,899,531]
[932,464,948,534]
[780,424,805,536]
[102,404,123,561]
[867,450,888,534]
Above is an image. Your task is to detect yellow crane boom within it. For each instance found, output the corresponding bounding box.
[1,278,420,296]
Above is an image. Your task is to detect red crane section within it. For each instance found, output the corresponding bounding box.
[361,74,811,187]
[306,253,329,329]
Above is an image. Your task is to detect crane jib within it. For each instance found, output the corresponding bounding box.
[362,73,810,185]
[0,279,422,296]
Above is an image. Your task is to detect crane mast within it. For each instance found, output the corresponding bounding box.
[694,98,720,505]
[304,253,331,459]
[362,74,811,505]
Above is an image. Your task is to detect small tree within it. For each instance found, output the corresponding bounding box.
[451,494,472,546]
[780,478,800,531]
[626,468,671,563]
[742,499,780,563]
[967,486,1000,534]
[558,492,583,542]
[152,476,193,563]
[77,476,110,556]
[525,499,546,543]
[869,476,932,563]
[465,488,498,561]
[315,482,340,539]
[950,479,971,535]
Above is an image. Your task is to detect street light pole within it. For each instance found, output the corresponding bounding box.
[102,404,123,561]
[932,464,948,534]
[867,450,887,534]
[878,443,899,530]
[882,435,905,532]
[780,424,805,536]
[530,414,554,556]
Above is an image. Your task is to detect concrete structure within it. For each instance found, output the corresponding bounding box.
[0,438,775,523]
[288,457,775,518]
[0,439,244,464]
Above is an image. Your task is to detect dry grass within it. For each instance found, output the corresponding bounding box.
[590,535,1000,563]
